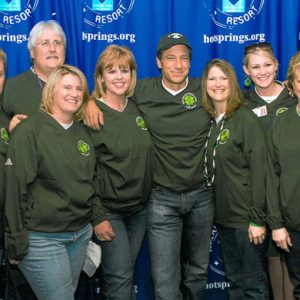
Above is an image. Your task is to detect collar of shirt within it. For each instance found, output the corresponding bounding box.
[161,78,189,96]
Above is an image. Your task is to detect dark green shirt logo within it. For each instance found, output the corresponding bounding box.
[78,140,90,156]
[1,128,9,145]
[182,93,197,109]
[218,129,230,145]
[276,107,288,116]
[136,116,147,130]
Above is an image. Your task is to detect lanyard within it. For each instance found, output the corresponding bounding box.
[204,118,225,187]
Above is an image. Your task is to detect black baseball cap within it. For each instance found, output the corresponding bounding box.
[157,33,191,55]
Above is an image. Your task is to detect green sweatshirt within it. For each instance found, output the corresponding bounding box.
[91,100,154,214]
[0,107,9,249]
[133,77,210,192]
[206,106,267,229]
[267,105,300,230]
[5,110,103,260]
[243,86,297,130]
[2,69,43,120]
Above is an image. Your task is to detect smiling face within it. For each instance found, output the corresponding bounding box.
[30,28,65,79]
[101,64,131,99]
[243,51,278,91]
[206,65,230,105]
[51,73,83,123]
[156,44,190,90]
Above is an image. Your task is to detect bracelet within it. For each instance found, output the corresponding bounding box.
[250,222,263,227]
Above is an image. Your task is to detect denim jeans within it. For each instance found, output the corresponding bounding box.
[285,229,300,299]
[19,223,92,300]
[147,185,213,300]
[218,227,269,300]
[99,206,147,300]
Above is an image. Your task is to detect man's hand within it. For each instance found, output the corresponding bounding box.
[248,224,266,245]
[84,98,104,130]
[94,220,115,241]
[9,114,28,132]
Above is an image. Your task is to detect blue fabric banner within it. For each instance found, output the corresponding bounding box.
[0,1,299,299]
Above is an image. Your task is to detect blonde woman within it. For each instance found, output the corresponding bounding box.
[5,65,103,300]
[268,51,300,299]
[90,45,154,300]
[243,42,295,300]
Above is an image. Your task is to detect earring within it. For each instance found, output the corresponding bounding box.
[244,76,252,87]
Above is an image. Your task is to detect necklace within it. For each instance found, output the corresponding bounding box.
[203,118,225,187]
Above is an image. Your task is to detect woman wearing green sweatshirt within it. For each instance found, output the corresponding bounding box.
[202,58,269,299]
[5,65,103,300]
[268,51,300,300]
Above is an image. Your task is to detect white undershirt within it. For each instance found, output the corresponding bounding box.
[58,121,73,129]
[255,81,284,104]
[162,78,189,95]
[215,113,225,124]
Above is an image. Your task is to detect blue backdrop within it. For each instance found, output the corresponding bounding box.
[0,0,299,299]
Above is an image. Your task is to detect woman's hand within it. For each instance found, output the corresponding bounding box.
[94,220,115,241]
[272,227,292,252]
[248,224,266,245]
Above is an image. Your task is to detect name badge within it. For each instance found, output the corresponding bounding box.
[252,105,268,117]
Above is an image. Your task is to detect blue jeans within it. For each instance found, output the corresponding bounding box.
[218,227,269,300]
[19,223,92,300]
[99,207,147,300]
[147,185,213,300]
[285,229,300,299]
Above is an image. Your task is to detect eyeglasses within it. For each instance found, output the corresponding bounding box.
[244,42,272,54]
[36,40,64,48]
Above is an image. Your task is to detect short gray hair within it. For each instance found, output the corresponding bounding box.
[27,20,66,50]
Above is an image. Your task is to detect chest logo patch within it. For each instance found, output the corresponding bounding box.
[78,140,90,156]
[136,116,147,130]
[182,93,197,109]
[276,107,288,116]
[218,129,230,145]
[1,128,9,145]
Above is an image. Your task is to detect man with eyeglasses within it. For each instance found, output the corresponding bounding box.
[2,20,66,133]
[1,20,66,300]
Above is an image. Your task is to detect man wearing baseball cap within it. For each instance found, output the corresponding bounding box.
[84,32,213,300]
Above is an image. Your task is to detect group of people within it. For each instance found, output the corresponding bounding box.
[0,19,300,300]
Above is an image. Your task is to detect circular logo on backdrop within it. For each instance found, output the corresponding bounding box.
[209,226,225,276]
[82,0,135,29]
[0,0,39,29]
[204,0,265,30]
